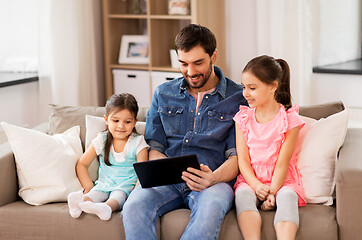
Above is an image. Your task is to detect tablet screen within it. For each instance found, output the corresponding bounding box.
[133,154,200,188]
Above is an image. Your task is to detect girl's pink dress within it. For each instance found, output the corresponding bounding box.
[233,105,306,206]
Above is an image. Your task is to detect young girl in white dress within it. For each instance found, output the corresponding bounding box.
[68,93,149,221]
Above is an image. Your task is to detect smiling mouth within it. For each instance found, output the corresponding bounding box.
[189,75,203,83]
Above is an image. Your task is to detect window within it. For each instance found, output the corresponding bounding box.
[0,0,38,72]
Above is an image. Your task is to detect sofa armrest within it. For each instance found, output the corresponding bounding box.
[0,142,18,207]
[336,128,362,240]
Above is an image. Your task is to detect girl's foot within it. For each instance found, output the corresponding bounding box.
[67,191,84,218]
[79,201,112,221]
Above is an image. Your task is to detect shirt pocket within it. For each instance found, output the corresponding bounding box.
[158,106,184,135]
[207,110,234,140]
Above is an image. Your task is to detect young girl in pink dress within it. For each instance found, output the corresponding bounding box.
[234,55,305,240]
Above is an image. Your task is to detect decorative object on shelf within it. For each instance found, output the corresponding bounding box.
[129,0,142,14]
[169,49,180,69]
[118,35,149,64]
[168,0,190,15]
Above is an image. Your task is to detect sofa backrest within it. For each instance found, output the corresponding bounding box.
[299,101,344,120]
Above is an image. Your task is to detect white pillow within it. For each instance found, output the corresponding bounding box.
[85,115,146,181]
[0,122,83,206]
[85,115,106,182]
[297,110,348,205]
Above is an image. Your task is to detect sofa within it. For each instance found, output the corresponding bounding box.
[0,101,361,240]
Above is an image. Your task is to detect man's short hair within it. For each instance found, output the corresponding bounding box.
[174,24,216,57]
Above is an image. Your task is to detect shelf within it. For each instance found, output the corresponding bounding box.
[110,64,149,71]
[151,67,181,72]
[107,14,191,20]
[313,59,362,75]
[150,15,192,20]
[0,72,38,88]
[102,0,225,101]
[108,14,148,19]
[110,65,181,73]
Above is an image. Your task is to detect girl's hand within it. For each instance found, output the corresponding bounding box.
[261,194,275,211]
[83,183,94,194]
[255,183,270,201]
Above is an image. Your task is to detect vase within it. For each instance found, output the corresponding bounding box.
[129,0,142,14]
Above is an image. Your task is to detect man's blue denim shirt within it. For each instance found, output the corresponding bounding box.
[145,66,248,171]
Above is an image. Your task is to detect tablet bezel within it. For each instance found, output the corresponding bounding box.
[133,154,200,188]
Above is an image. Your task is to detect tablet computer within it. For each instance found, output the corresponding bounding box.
[133,154,200,188]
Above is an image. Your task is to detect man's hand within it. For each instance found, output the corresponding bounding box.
[181,164,216,192]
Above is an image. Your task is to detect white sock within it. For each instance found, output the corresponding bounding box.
[79,201,112,221]
[67,191,84,218]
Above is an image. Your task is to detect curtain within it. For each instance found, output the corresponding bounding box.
[37,0,104,122]
[255,0,316,105]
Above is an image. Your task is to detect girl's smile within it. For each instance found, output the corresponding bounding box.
[104,109,137,141]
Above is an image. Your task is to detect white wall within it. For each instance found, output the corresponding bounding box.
[0,82,39,128]
[225,0,362,109]
[225,0,257,83]
[312,73,362,107]
[1,0,361,130]
[0,0,40,128]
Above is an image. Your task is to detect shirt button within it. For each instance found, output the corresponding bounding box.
[168,111,171,114]
[205,96,208,99]
[197,112,200,115]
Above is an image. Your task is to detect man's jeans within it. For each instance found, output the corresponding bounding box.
[122,182,234,240]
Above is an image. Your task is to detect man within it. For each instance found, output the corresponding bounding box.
[122,24,247,239]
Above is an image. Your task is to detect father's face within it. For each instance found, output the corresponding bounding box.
[177,45,216,92]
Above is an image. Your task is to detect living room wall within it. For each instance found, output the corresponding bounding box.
[1,0,361,129]
[225,0,362,109]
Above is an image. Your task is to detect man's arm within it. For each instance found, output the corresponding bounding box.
[182,115,240,192]
[181,155,239,192]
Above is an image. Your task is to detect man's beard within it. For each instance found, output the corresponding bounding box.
[184,61,213,89]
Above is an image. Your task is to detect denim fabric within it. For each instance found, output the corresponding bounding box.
[122,66,247,239]
[145,66,247,171]
[122,183,234,240]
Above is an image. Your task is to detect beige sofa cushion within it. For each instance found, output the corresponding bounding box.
[299,101,344,120]
[160,206,337,240]
[48,104,106,149]
[48,104,148,150]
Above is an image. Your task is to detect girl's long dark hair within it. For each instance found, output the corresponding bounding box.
[103,93,138,166]
[243,55,292,110]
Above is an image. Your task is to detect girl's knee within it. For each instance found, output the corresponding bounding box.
[274,188,299,227]
[235,187,258,216]
[276,188,298,202]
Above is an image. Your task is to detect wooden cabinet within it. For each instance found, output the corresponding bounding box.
[102,0,225,100]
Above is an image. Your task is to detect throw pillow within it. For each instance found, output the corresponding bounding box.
[48,104,149,148]
[297,110,348,205]
[48,104,106,149]
[1,122,83,206]
[84,115,146,181]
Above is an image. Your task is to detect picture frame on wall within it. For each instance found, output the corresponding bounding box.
[118,35,149,64]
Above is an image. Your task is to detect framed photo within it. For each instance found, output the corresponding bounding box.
[118,35,149,64]
[168,0,190,15]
